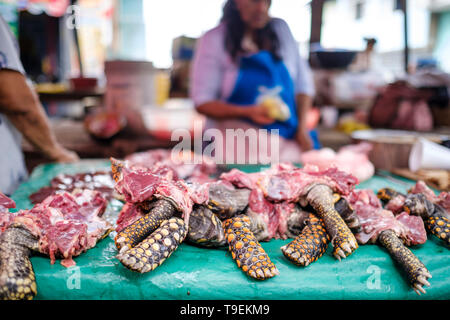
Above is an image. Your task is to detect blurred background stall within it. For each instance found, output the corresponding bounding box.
[0,0,449,181]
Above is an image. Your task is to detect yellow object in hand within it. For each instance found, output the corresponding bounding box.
[261,97,290,121]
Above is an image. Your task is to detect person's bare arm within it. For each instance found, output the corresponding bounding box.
[196,100,275,125]
[295,93,313,151]
[0,70,78,162]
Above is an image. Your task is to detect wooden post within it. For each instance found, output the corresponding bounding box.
[309,0,325,60]
[401,0,409,73]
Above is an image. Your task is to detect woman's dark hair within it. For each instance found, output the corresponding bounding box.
[221,0,280,62]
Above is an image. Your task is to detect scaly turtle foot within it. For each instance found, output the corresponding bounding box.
[115,199,176,253]
[0,226,39,300]
[378,229,432,295]
[116,217,187,273]
[306,184,358,260]
[281,213,330,266]
[223,216,279,280]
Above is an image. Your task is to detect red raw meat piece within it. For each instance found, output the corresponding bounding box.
[1,190,110,266]
[346,189,426,246]
[113,161,209,225]
[385,194,407,214]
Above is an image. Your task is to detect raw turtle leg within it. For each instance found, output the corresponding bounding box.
[425,216,450,246]
[223,215,279,280]
[115,199,176,253]
[378,229,432,295]
[306,184,358,260]
[0,226,39,300]
[333,194,361,234]
[187,205,226,247]
[281,213,330,266]
[377,188,404,203]
[117,217,187,273]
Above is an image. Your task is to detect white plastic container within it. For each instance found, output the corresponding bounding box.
[409,137,450,172]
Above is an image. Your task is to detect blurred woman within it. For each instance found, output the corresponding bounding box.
[190,0,315,163]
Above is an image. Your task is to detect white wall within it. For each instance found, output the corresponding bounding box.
[143,0,311,68]
[321,0,431,52]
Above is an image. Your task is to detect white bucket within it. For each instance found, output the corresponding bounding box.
[409,137,450,171]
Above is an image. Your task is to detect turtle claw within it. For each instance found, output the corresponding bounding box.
[334,248,346,260]
[413,283,427,295]
[417,275,430,287]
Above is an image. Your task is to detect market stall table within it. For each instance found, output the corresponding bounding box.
[10,161,450,300]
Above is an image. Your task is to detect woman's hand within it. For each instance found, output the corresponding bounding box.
[295,128,313,151]
[246,105,276,126]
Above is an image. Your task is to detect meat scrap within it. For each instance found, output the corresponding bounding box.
[125,149,218,184]
[29,171,116,204]
[346,189,427,246]
[1,190,112,267]
[0,193,16,233]
[409,180,450,212]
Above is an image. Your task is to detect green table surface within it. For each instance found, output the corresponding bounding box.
[10,160,450,300]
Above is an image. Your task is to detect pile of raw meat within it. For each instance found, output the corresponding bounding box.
[345,189,427,246]
[220,163,358,239]
[1,190,111,267]
[300,143,375,182]
[29,171,116,204]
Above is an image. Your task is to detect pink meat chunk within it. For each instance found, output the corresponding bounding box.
[1,190,110,266]
[347,189,427,246]
[409,181,439,202]
[300,143,375,182]
[385,194,407,214]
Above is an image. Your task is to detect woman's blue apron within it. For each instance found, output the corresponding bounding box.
[226,51,320,148]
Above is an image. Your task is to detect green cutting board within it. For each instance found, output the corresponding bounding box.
[10,160,450,300]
